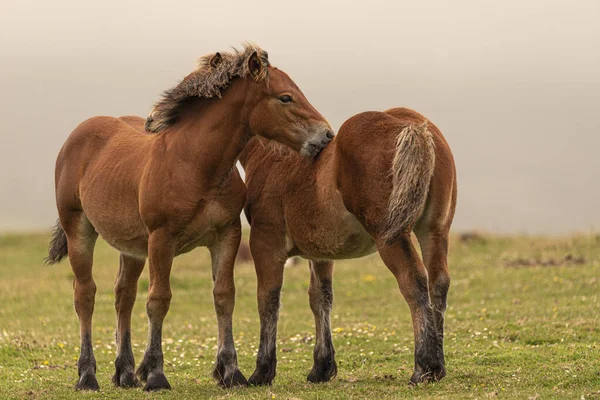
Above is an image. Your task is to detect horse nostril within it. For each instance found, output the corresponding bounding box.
[325,130,335,140]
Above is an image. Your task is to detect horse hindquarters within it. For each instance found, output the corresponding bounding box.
[335,111,443,382]
[52,125,104,390]
[335,111,435,245]
[385,107,457,380]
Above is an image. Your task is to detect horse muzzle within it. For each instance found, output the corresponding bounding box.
[300,128,334,158]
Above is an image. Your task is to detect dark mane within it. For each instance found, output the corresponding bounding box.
[145,43,269,133]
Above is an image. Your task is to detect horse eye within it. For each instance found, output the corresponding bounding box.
[279,95,293,103]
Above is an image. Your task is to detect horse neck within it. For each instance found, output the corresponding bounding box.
[164,81,251,184]
[240,135,339,199]
[238,137,264,170]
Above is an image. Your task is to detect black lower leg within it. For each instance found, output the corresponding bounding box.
[249,287,281,386]
[430,279,449,376]
[137,326,170,391]
[213,346,247,388]
[308,277,337,383]
[307,334,337,383]
[76,333,99,391]
[411,277,445,384]
[113,331,139,388]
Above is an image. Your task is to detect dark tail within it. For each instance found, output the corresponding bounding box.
[45,220,68,265]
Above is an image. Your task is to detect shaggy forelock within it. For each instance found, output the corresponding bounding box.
[145,43,270,133]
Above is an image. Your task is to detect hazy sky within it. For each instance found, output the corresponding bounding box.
[0,0,599,233]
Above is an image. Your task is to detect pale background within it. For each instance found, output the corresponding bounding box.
[0,0,598,234]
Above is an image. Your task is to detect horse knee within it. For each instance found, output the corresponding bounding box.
[213,286,235,314]
[146,292,171,319]
[432,273,450,298]
[430,272,450,313]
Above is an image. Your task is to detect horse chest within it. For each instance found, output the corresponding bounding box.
[174,199,239,254]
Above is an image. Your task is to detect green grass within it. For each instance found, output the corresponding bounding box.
[0,233,599,399]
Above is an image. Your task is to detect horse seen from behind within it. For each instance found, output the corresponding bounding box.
[240,107,457,385]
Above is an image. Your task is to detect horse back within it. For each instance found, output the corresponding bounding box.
[55,116,152,211]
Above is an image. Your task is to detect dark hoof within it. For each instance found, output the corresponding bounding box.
[75,372,100,391]
[135,362,150,382]
[143,372,171,391]
[307,359,337,383]
[112,370,140,388]
[410,365,446,385]
[214,368,248,388]
[248,368,275,386]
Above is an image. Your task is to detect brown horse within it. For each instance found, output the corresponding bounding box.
[46,44,333,392]
[240,107,457,385]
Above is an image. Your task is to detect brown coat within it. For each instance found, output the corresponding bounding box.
[47,44,333,391]
[240,107,457,385]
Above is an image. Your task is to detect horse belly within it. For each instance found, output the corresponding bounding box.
[291,208,376,260]
[80,188,149,258]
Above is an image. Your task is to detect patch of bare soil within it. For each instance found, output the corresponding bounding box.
[458,231,487,244]
[504,254,585,268]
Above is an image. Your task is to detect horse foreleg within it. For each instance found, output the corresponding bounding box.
[209,218,248,387]
[247,232,286,386]
[136,230,173,391]
[378,234,445,384]
[307,260,337,383]
[113,253,145,388]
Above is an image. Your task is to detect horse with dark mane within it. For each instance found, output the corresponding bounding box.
[46,44,333,391]
[240,107,456,385]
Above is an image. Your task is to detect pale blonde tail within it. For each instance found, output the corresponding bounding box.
[383,122,435,243]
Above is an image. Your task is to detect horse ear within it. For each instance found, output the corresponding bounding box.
[248,51,264,79]
[209,52,222,68]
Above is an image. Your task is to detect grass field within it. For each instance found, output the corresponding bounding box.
[0,232,598,399]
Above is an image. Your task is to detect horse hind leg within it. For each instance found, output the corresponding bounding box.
[378,234,444,384]
[61,210,100,391]
[113,254,145,388]
[415,226,451,378]
[307,260,337,383]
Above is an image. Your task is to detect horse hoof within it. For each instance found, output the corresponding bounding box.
[307,359,337,383]
[75,372,100,391]
[217,369,248,388]
[113,371,140,388]
[307,369,331,383]
[248,369,275,386]
[143,372,171,391]
[410,366,446,385]
[135,363,150,382]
